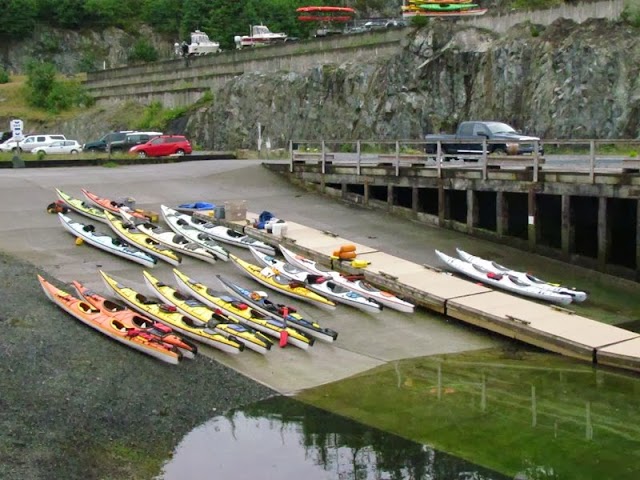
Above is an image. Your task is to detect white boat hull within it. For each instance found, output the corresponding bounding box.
[456,248,588,303]
[251,247,382,314]
[59,213,157,268]
[435,250,573,305]
[279,244,415,313]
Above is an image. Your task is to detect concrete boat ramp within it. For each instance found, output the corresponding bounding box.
[2,161,639,398]
[228,212,640,375]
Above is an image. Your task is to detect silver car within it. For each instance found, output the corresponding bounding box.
[32,140,83,156]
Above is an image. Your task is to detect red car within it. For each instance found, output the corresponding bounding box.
[128,135,192,157]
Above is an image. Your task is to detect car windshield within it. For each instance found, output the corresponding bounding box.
[486,123,517,135]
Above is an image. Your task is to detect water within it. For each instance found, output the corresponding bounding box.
[158,396,509,480]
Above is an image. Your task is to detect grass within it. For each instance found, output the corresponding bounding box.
[0,74,88,125]
[297,348,640,479]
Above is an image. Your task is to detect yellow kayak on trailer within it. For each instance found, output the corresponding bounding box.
[99,270,244,355]
[142,270,273,355]
[104,211,182,266]
[229,253,336,311]
[173,268,315,350]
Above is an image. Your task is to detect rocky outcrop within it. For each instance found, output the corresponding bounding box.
[1,25,173,74]
[52,17,640,149]
[182,18,640,150]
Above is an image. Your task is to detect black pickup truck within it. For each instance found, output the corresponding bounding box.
[424,121,543,158]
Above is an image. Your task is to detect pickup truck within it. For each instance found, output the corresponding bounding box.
[424,121,543,158]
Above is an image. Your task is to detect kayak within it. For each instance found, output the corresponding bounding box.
[80,188,148,220]
[455,248,588,303]
[122,211,218,265]
[142,270,272,354]
[38,275,181,365]
[229,253,337,311]
[279,244,415,313]
[58,213,157,268]
[99,270,245,354]
[173,268,315,350]
[435,250,574,305]
[104,211,182,266]
[164,207,276,255]
[55,188,108,224]
[72,280,197,359]
[216,274,338,343]
[250,247,382,314]
[160,205,230,261]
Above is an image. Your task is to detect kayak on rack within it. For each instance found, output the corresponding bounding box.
[55,188,108,224]
[229,252,336,311]
[80,188,148,220]
[38,275,181,365]
[279,244,415,313]
[99,270,245,355]
[455,248,588,303]
[58,213,157,268]
[166,208,276,255]
[72,280,197,359]
[160,205,230,261]
[142,270,272,354]
[122,211,218,265]
[250,247,382,314]
[216,274,338,343]
[172,268,315,350]
[435,249,574,305]
[104,211,182,266]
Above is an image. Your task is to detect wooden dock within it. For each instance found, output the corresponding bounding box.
[199,210,640,374]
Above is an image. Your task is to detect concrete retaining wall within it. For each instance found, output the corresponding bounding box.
[460,0,623,32]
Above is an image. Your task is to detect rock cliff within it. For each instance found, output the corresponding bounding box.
[181,17,640,150]
[53,16,640,149]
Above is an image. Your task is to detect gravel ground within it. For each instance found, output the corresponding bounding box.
[0,252,275,480]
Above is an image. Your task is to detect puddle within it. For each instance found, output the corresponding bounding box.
[158,396,509,480]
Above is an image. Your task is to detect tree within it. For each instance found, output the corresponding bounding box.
[0,0,38,38]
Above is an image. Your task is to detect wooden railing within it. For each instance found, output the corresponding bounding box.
[288,139,640,182]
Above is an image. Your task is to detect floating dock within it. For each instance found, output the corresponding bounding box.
[198,210,640,374]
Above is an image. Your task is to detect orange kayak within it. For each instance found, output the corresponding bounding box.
[38,275,182,365]
[80,188,148,220]
[72,280,198,359]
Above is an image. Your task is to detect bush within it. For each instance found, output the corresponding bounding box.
[0,68,9,84]
[128,39,159,63]
[135,101,187,130]
[24,60,94,113]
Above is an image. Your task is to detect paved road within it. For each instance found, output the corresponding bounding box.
[0,160,525,393]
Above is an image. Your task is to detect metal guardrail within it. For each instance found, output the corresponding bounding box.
[288,139,640,183]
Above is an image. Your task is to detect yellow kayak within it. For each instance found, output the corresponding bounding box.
[142,270,273,355]
[104,211,181,266]
[55,188,108,224]
[173,268,315,350]
[99,270,244,355]
[229,253,336,310]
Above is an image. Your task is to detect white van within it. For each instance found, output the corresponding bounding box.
[3,134,67,153]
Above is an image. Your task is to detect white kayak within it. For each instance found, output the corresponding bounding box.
[166,208,276,255]
[250,247,383,314]
[122,211,218,265]
[456,248,588,303]
[160,205,230,261]
[58,213,157,268]
[279,244,415,313]
[435,249,574,305]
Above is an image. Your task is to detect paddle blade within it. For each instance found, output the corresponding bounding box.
[279,330,288,348]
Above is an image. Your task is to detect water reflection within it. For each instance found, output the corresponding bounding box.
[159,396,509,480]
